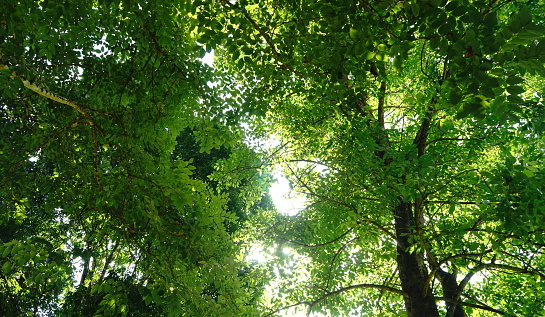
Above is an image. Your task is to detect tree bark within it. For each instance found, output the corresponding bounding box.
[436,267,467,317]
[395,201,439,317]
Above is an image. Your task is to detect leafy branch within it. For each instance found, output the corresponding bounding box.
[324,237,359,291]
[219,0,301,76]
[1,63,96,125]
[285,164,394,239]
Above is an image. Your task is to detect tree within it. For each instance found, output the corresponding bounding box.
[2,0,545,317]
[204,0,545,316]
[1,1,269,316]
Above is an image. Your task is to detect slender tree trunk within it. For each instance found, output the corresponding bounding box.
[394,201,439,317]
[79,256,90,287]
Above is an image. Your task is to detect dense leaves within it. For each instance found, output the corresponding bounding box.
[1,1,269,316]
[207,0,545,316]
[1,0,545,317]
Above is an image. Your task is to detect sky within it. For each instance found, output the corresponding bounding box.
[269,170,307,216]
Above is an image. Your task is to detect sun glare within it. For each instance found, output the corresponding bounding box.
[269,170,306,216]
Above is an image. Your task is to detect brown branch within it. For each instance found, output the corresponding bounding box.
[425,201,478,205]
[423,250,493,296]
[378,80,386,129]
[285,165,394,239]
[412,110,432,157]
[262,301,312,317]
[357,0,401,40]
[286,159,330,167]
[262,284,406,317]
[279,228,354,248]
[127,173,165,195]
[286,165,357,213]
[1,62,110,188]
[440,254,542,315]
[92,127,100,184]
[161,227,189,240]
[427,169,479,197]
[0,118,82,191]
[222,0,278,57]
[420,42,433,80]
[313,283,407,304]
[270,32,327,39]
[357,216,396,240]
[459,263,545,296]
[435,297,508,315]
[265,140,291,161]
[324,237,359,291]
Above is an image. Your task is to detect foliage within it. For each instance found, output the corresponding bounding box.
[1,0,545,317]
[1,0,269,316]
[206,0,545,316]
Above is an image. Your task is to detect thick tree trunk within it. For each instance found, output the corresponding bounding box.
[395,201,439,317]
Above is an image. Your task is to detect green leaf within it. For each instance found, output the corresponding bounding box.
[349,28,360,40]
[445,1,458,12]
[507,94,525,104]
[2,262,12,274]
[451,5,466,17]
[506,85,525,95]
[479,85,495,98]
[4,2,545,317]
[506,76,524,85]
[518,6,532,27]
[375,52,388,62]
[456,104,472,118]
[489,68,505,76]
[449,87,463,104]
[410,3,420,16]
[393,55,403,71]
[483,13,497,27]
[1,245,11,258]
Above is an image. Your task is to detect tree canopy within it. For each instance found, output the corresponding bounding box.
[1,0,545,316]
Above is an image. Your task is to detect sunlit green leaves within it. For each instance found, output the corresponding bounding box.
[210,0,545,316]
[1,0,267,315]
[2,0,545,316]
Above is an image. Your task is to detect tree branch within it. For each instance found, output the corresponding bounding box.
[279,228,354,248]
[268,16,326,31]
[423,250,493,296]
[262,284,406,317]
[427,169,479,197]
[458,262,545,296]
[219,0,301,76]
[412,110,432,157]
[285,165,395,239]
[426,137,486,145]
[435,297,508,315]
[324,237,359,291]
[99,240,120,280]
[378,80,386,129]
[1,63,95,125]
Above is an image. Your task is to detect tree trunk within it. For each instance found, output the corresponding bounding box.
[436,268,467,317]
[395,201,439,317]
